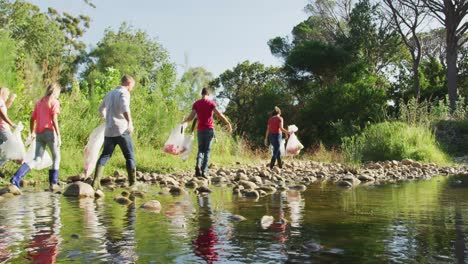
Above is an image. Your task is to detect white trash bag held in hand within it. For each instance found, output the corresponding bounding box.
[286,125,304,156]
[0,122,26,161]
[163,123,188,155]
[84,123,106,177]
[24,134,53,170]
[180,134,194,161]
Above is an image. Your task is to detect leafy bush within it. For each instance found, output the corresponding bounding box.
[341,122,449,164]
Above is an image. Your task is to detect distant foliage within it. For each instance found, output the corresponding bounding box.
[341,122,449,164]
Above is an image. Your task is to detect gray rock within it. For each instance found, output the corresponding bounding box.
[63,182,95,198]
[195,186,212,193]
[358,174,375,181]
[243,190,260,198]
[238,180,258,190]
[114,196,132,205]
[169,186,187,195]
[0,185,22,196]
[94,189,105,198]
[230,214,246,222]
[290,185,307,192]
[140,200,161,212]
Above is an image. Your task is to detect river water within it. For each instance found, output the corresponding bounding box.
[0,175,467,263]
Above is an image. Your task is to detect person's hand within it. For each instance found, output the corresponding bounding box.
[11,124,17,130]
[128,124,134,135]
[56,135,62,147]
[264,138,268,147]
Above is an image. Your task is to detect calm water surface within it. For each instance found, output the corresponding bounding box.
[0,175,467,263]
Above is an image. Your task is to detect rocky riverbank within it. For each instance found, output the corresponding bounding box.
[1,159,467,200]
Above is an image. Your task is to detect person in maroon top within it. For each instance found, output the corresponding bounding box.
[182,87,232,177]
[264,106,289,169]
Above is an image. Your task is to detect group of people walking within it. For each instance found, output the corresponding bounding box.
[1,74,289,190]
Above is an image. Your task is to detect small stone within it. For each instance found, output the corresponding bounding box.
[114,196,132,205]
[95,189,105,198]
[290,185,307,192]
[0,185,22,196]
[230,215,246,222]
[140,200,162,212]
[261,215,274,229]
[63,182,95,198]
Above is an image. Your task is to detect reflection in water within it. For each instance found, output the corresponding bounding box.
[193,195,218,263]
[0,176,466,263]
[26,194,61,263]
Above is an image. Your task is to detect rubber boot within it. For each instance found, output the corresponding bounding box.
[10,163,31,189]
[278,158,283,169]
[195,166,201,177]
[92,165,105,190]
[127,167,136,187]
[48,170,60,192]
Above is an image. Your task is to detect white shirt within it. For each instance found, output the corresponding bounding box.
[99,86,132,137]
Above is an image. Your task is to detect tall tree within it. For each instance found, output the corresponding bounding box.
[422,0,468,110]
[83,23,174,96]
[211,61,291,145]
[383,0,427,99]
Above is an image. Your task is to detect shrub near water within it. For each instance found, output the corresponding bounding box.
[342,122,449,164]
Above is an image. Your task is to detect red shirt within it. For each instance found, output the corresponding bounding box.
[31,96,60,134]
[193,98,217,131]
[268,116,283,134]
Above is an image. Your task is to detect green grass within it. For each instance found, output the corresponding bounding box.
[341,121,450,165]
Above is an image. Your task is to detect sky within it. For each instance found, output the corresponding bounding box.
[29,0,309,77]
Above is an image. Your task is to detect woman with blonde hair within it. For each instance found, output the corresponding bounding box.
[10,83,61,191]
[0,86,17,167]
[264,106,289,169]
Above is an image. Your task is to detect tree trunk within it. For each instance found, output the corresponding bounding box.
[412,60,421,100]
[446,37,458,111]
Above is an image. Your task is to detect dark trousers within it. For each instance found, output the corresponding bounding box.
[196,129,214,174]
[269,133,282,166]
[97,132,135,169]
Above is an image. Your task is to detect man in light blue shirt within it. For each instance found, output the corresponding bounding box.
[92,75,136,190]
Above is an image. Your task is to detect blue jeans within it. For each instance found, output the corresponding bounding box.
[269,133,282,167]
[97,132,135,169]
[196,129,214,175]
[0,130,11,167]
[35,130,60,170]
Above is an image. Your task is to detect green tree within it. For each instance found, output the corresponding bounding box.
[211,61,292,145]
[82,23,175,96]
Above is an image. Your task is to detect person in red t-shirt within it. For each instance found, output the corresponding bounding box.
[182,87,232,177]
[10,83,62,191]
[264,106,289,169]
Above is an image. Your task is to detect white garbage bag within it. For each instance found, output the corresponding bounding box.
[180,134,194,161]
[24,135,53,170]
[163,123,188,156]
[286,125,304,156]
[84,123,106,177]
[0,122,25,161]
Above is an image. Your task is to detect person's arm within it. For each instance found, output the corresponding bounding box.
[182,109,197,124]
[213,108,232,133]
[52,113,61,146]
[123,112,133,134]
[98,98,106,120]
[0,107,14,127]
[121,91,133,134]
[264,126,269,146]
[5,93,16,108]
[279,118,289,139]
